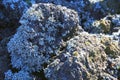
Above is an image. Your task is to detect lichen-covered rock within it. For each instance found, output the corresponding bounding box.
[100,36,120,58]
[7,26,47,72]
[44,32,120,80]
[1,0,120,80]
[103,14,120,32]
[99,19,111,33]
[44,57,93,80]
[88,14,120,34]
[106,57,120,79]
[92,19,111,34]
[36,0,88,12]
[7,3,82,72]
[4,70,33,80]
[81,0,120,33]
[35,0,92,30]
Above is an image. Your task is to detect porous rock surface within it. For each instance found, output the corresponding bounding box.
[0,0,120,80]
[90,14,120,34]
[4,70,32,80]
[7,3,82,72]
[44,32,120,80]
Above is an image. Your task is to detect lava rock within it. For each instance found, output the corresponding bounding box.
[44,32,120,80]
[7,3,82,72]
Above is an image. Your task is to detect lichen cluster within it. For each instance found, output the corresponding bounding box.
[0,0,119,80]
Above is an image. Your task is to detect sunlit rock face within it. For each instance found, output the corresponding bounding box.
[1,0,120,80]
[7,3,82,72]
[44,32,120,80]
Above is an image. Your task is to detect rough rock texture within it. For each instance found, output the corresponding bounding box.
[7,3,82,72]
[2,0,28,19]
[35,0,92,31]
[44,32,120,80]
[4,70,32,80]
[0,0,120,80]
[36,0,120,33]
[88,14,120,35]
[92,19,111,34]
[1,0,120,31]
[85,0,120,33]
[1,0,119,33]
[36,0,89,13]
[35,0,120,33]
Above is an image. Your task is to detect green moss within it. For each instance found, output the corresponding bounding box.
[104,44,119,58]
[100,37,111,45]
[100,36,120,58]
[73,51,79,56]
[99,19,111,34]
[85,41,91,46]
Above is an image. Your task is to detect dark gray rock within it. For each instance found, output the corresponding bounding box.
[0,0,29,28]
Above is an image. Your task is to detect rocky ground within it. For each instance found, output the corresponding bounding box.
[0,0,120,80]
